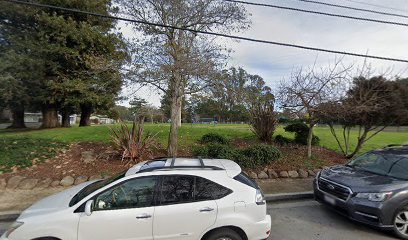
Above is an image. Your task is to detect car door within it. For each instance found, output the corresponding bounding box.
[152,175,218,240]
[78,176,158,240]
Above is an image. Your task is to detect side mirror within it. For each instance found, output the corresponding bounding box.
[85,200,94,216]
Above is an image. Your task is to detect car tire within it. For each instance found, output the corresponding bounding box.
[393,207,408,240]
[205,228,243,240]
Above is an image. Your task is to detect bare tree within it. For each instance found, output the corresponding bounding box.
[278,59,350,158]
[318,76,404,158]
[121,0,250,156]
[249,87,277,143]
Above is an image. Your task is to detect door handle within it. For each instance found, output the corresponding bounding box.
[199,207,214,212]
[136,213,152,219]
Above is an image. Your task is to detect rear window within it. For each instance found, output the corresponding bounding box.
[233,172,259,189]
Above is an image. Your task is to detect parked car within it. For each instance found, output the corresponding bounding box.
[2,158,271,240]
[314,145,408,239]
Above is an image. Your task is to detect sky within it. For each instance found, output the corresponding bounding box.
[117,0,408,107]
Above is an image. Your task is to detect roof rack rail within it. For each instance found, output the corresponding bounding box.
[137,157,224,173]
[137,165,224,173]
[382,144,403,148]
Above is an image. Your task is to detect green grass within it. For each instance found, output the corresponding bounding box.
[0,137,67,173]
[0,124,254,149]
[1,124,408,171]
[1,124,408,153]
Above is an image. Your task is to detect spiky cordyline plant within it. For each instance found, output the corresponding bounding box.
[110,120,158,165]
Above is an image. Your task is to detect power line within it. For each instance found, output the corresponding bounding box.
[223,0,408,27]
[3,0,408,64]
[292,0,408,19]
[344,0,408,14]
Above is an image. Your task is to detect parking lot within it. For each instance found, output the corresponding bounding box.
[0,200,398,239]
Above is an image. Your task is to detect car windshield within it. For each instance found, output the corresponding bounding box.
[69,171,126,207]
[348,152,408,180]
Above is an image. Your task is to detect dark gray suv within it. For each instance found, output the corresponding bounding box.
[314,145,408,239]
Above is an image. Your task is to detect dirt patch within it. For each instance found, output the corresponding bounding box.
[232,139,347,171]
[267,145,347,171]
[1,140,346,181]
[2,142,133,180]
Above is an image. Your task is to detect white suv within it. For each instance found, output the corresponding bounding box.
[2,158,271,240]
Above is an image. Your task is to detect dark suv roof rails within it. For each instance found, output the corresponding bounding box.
[382,144,403,148]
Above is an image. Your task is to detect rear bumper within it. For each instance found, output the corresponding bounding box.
[313,180,393,230]
[246,214,271,240]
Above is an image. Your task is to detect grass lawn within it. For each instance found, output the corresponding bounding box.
[1,123,408,153]
[1,123,408,172]
[0,137,67,173]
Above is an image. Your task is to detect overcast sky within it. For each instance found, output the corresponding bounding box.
[118,0,408,107]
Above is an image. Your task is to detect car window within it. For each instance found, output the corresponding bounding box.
[349,153,390,175]
[94,176,158,211]
[160,175,195,205]
[349,152,408,180]
[69,171,126,207]
[388,158,408,180]
[233,172,259,189]
[195,177,232,200]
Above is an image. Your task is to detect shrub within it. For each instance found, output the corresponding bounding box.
[192,143,236,159]
[199,133,229,145]
[191,145,209,157]
[110,121,158,164]
[193,134,282,169]
[249,92,278,143]
[237,144,281,169]
[274,134,292,145]
[284,123,320,146]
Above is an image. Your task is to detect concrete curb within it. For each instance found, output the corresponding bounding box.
[0,211,21,221]
[265,191,314,202]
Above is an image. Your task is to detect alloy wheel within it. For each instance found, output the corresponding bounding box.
[395,211,408,236]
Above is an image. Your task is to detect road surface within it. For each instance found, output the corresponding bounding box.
[0,200,397,239]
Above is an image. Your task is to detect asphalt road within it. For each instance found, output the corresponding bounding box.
[0,200,398,239]
[0,221,10,236]
[269,200,396,240]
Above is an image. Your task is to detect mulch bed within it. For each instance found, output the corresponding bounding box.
[268,145,347,171]
[2,142,138,180]
[232,139,347,171]
[1,141,347,181]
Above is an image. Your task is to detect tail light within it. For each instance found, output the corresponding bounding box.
[256,189,266,205]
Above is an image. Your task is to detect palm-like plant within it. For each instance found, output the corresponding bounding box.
[110,120,158,165]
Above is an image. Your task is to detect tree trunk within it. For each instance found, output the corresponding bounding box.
[176,102,182,127]
[346,128,368,159]
[137,115,145,143]
[307,123,315,158]
[61,110,71,128]
[41,104,60,128]
[8,105,26,129]
[79,104,93,127]
[167,93,183,157]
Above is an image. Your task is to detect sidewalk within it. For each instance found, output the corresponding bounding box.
[257,178,313,194]
[0,187,67,212]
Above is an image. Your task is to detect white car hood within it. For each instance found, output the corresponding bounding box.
[18,181,95,220]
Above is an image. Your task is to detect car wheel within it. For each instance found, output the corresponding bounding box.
[394,209,408,239]
[205,228,242,240]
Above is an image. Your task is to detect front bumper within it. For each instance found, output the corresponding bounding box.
[313,179,394,230]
